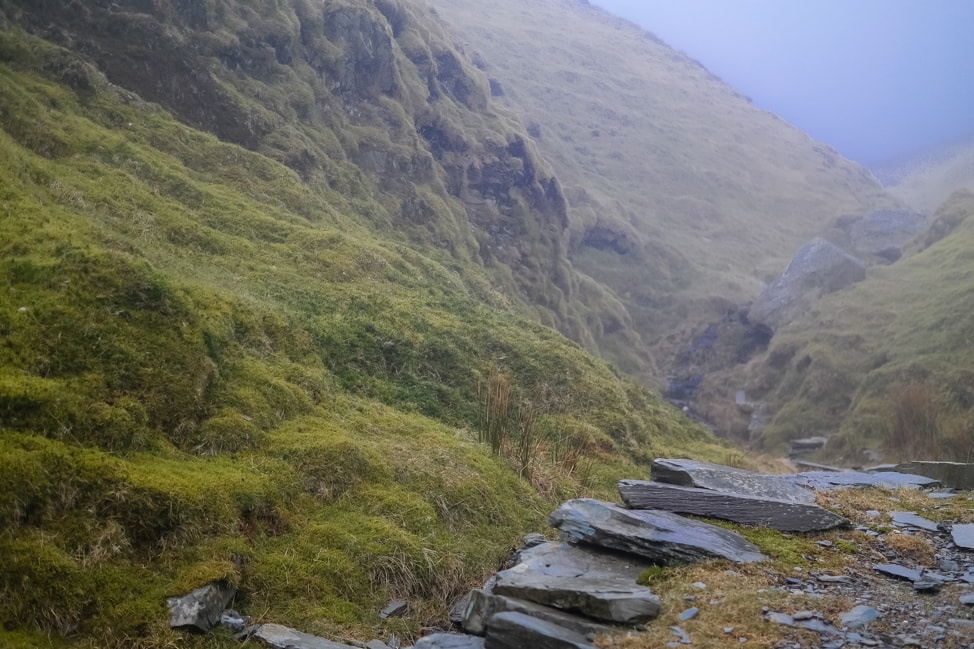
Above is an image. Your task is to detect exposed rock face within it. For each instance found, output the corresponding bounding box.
[548,499,767,564]
[618,480,849,532]
[749,237,866,329]
[492,542,660,624]
[894,461,974,490]
[849,208,926,261]
[651,458,817,504]
[167,580,236,633]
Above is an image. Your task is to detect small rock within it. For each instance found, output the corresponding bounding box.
[960,592,974,605]
[249,623,360,649]
[380,600,409,619]
[874,563,922,582]
[840,605,880,629]
[366,641,391,649]
[413,634,485,649]
[952,523,974,549]
[678,607,699,621]
[816,574,853,584]
[724,627,733,634]
[220,609,250,632]
[890,511,940,532]
[669,626,691,644]
[167,580,237,633]
[522,533,546,548]
[692,582,707,590]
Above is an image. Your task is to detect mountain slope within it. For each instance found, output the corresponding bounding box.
[877,137,974,214]
[0,4,743,647]
[425,0,898,378]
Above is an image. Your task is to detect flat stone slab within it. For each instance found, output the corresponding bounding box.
[790,470,940,491]
[890,511,941,532]
[953,524,974,550]
[894,461,974,490]
[549,499,766,565]
[874,563,922,582]
[249,623,360,649]
[462,589,614,639]
[651,458,816,503]
[414,634,486,649]
[493,541,660,624]
[619,480,849,532]
[484,611,595,649]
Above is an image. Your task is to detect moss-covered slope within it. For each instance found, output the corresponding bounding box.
[0,9,736,649]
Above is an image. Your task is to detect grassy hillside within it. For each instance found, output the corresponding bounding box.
[877,137,974,214]
[737,190,974,462]
[0,8,744,648]
[425,0,898,378]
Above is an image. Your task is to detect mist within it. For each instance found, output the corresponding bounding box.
[589,0,974,167]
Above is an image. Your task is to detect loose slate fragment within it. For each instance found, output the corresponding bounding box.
[953,524,974,550]
[840,605,880,629]
[894,461,974,490]
[890,511,940,532]
[873,563,922,582]
[492,541,660,624]
[462,589,614,639]
[413,634,486,649]
[484,611,595,649]
[249,623,360,649]
[549,499,766,564]
[650,458,816,503]
[619,480,849,532]
[167,580,236,633]
[792,471,940,491]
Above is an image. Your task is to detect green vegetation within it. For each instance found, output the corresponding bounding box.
[0,12,739,647]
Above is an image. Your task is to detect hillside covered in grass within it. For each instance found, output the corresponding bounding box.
[733,190,974,462]
[426,0,898,379]
[0,1,747,647]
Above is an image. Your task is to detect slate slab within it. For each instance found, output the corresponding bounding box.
[874,563,922,582]
[413,634,486,649]
[248,623,360,649]
[462,589,614,639]
[894,461,974,490]
[619,480,849,532]
[492,541,660,624]
[651,458,816,503]
[840,605,880,629]
[791,470,940,491]
[167,580,236,633]
[890,511,940,532]
[549,499,766,565]
[952,524,974,550]
[484,611,595,649]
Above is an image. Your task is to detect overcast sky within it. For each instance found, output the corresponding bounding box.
[589,0,974,167]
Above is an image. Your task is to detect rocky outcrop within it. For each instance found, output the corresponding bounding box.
[549,499,767,564]
[618,480,849,532]
[749,237,866,329]
[848,208,926,262]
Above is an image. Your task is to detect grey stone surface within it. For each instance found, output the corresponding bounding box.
[492,541,659,624]
[380,599,408,619]
[952,524,974,549]
[890,511,941,532]
[749,238,866,329]
[894,461,974,490]
[791,470,940,491]
[549,499,766,564]
[167,580,236,633]
[484,611,595,649]
[840,605,880,629]
[462,589,614,638]
[874,563,922,582]
[249,623,360,649]
[651,458,816,503]
[413,634,486,649]
[619,480,849,532]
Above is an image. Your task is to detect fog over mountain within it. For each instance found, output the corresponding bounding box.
[590,0,974,166]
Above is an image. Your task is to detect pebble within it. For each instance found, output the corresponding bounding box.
[678,607,699,621]
[691,582,707,590]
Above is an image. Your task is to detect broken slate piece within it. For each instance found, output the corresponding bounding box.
[669,626,691,644]
[619,480,849,532]
[650,458,816,503]
[840,605,880,629]
[549,499,766,565]
[791,470,940,491]
[380,599,408,619]
[890,511,941,532]
[873,563,922,582]
[960,593,974,605]
[462,589,614,639]
[952,524,974,550]
[413,634,486,649]
[894,461,974,490]
[484,611,595,649]
[167,580,236,633]
[248,623,360,649]
[493,541,660,624]
[678,607,699,621]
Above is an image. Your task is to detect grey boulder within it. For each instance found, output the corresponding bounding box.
[167,580,236,633]
[492,541,659,624]
[549,499,766,565]
[619,480,849,532]
[484,611,595,649]
[463,589,614,639]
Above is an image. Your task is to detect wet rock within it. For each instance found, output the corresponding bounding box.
[874,563,922,582]
[248,623,360,649]
[651,458,816,503]
[893,461,974,490]
[167,580,236,633]
[462,589,614,638]
[492,541,660,624]
[619,480,849,532]
[549,499,767,564]
[890,511,941,532]
[952,524,974,550]
[413,634,486,649]
[484,611,595,649]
